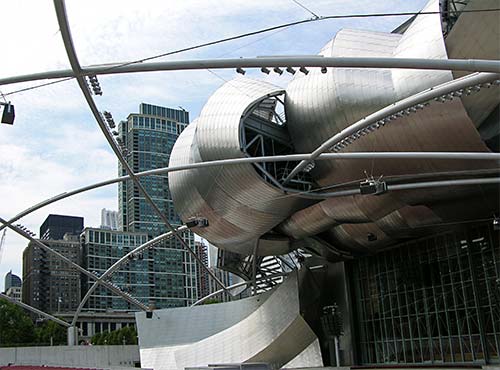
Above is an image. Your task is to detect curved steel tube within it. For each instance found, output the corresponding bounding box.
[1,152,498,234]
[282,71,500,184]
[0,218,149,311]
[1,57,499,87]
[0,292,70,328]
[53,0,228,293]
[314,177,500,199]
[0,175,497,318]
[190,271,289,307]
[71,226,187,326]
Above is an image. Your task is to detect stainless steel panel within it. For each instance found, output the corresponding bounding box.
[136,272,323,369]
[278,0,497,252]
[445,0,500,127]
[169,0,498,256]
[169,78,310,255]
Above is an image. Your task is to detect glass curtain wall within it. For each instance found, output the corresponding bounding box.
[352,222,500,364]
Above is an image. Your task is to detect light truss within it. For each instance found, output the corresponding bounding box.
[53,0,228,294]
[1,57,499,87]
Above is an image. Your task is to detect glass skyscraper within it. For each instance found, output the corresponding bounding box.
[82,227,149,310]
[115,103,197,308]
[119,103,188,235]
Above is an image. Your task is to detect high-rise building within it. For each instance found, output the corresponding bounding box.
[80,227,196,310]
[22,233,82,313]
[81,227,150,311]
[4,270,21,291]
[116,103,197,307]
[194,242,210,300]
[118,103,189,235]
[39,214,84,240]
[5,286,22,302]
[4,270,22,302]
[206,266,235,303]
[100,208,119,230]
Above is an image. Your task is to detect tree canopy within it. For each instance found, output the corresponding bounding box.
[0,299,67,346]
[0,299,36,345]
[91,326,137,345]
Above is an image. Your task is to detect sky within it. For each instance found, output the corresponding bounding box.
[0,0,429,291]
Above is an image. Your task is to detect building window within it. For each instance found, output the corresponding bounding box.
[351,222,500,364]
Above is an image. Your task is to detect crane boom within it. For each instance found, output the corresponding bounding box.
[0,229,6,265]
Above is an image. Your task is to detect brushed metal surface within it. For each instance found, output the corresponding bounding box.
[169,0,498,256]
[277,0,497,252]
[136,272,323,369]
[169,78,310,256]
[445,0,500,127]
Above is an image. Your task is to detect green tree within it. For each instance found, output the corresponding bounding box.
[124,326,138,344]
[35,320,66,345]
[0,299,35,346]
[91,326,138,345]
[202,298,221,305]
[91,332,102,345]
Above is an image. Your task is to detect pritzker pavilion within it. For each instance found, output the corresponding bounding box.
[0,0,499,368]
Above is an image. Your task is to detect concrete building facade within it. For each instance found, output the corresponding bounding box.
[5,286,22,302]
[100,208,119,230]
[22,234,82,313]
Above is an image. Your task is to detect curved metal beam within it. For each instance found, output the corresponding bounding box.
[190,271,289,307]
[71,226,187,326]
[0,218,149,311]
[282,71,500,184]
[0,293,70,328]
[1,57,500,87]
[53,0,228,293]
[313,177,500,199]
[1,151,498,234]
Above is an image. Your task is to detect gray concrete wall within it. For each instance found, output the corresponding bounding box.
[0,345,140,368]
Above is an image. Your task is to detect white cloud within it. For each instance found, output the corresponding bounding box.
[0,0,428,290]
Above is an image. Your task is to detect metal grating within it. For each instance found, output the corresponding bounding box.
[351,221,500,364]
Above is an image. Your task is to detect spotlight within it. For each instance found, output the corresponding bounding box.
[360,178,387,195]
[494,217,500,231]
[87,75,102,96]
[185,217,209,228]
[286,67,296,74]
[273,67,283,75]
[367,233,377,242]
[236,67,246,75]
[260,67,270,74]
[1,102,15,125]
[320,67,327,74]
[299,67,309,75]
[303,161,315,173]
